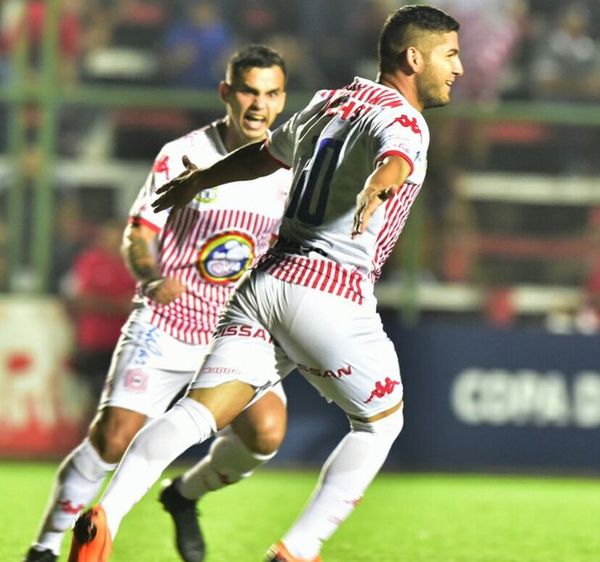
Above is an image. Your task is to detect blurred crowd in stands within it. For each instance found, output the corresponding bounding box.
[1,0,600,336]
[2,0,600,99]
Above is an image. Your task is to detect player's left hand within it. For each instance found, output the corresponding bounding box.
[142,276,186,304]
[152,155,201,212]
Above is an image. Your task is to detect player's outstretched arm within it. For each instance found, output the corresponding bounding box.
[351,155,412,238]
[152,141,283,212]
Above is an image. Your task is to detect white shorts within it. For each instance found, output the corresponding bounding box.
[100,306,286,418]
[191,270,402,420]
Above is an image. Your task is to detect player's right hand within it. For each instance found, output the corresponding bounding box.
[352,154,409,238]
[152,155,201,212]
[351,187,394,238]
[142,277,186,305]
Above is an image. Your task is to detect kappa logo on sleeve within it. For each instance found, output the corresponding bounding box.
[391,114,422,137]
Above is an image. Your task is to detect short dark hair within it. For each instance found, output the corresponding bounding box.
[226,44,287,83]
[379,5,460,73]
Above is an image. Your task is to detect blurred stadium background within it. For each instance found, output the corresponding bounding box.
[2,0,600,477]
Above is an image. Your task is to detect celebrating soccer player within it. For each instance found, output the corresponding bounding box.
[69,5,463,562]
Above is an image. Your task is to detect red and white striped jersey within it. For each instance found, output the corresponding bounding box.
[262,77,429,304]
[129,119,292,344]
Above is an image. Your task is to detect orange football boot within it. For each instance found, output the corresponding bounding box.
[67,505,112,562]
[265,541,322,562]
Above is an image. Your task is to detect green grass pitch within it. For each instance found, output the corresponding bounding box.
[2,462,600,562]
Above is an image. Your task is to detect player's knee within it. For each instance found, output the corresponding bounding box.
[232,395,287,455]
[99,430,137,463]
[89,409,145,463]
[253,420,286,455]
[351,404,404,441]
[90,426,133,463]
[233,411,286,455]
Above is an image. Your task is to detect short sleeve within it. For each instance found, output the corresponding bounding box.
[371,108,428,176]
[128,147,176,231]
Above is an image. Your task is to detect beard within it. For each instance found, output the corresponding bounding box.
[417,72,451,109]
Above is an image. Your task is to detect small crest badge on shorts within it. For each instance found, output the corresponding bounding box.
[124,368,149,393]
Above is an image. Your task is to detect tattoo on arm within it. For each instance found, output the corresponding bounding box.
[123,233,160,282]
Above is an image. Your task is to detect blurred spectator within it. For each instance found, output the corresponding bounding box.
[576,207,600,333]
[484,286,517,327]
[438,195,479,284]
[437,0,527,103]
[424,117,479,284]
[348,0,396,81]
[0,219,7,292]
[81,0,167,85]
[233,0,282,42]
[293,0,354,88]
[64,219,136,400]
[530,1,600,102]
[49,198,92,294]
[109,0,167,50]
[160,1,233,89]
[264,33,323,90]
[434,0,528,171]
[528,1,600,173]
[0,0,83,87]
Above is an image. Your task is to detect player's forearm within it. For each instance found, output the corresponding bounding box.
[195,141,281,191]
[152,142,284,212]
[364,155,412,198]
[357,164,404,212]
[352,155,412,237]
[121,225,161,284]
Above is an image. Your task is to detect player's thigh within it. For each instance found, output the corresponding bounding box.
[100,312,206,418]
[190,276,294,392]
[276,289,402,420]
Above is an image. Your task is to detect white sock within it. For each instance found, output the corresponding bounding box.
[33,438,116,555]
[178,426,276,500]
[101,398,216,537]
[282,408,404,560]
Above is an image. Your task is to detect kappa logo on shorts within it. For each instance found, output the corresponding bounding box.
[197,231,255,285]
[123,368,149,393]
[298,363,353,379]
[364,377,400,403]
[200,366,241,376]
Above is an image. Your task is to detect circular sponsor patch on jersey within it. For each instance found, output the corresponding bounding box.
[197,231,255,284]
